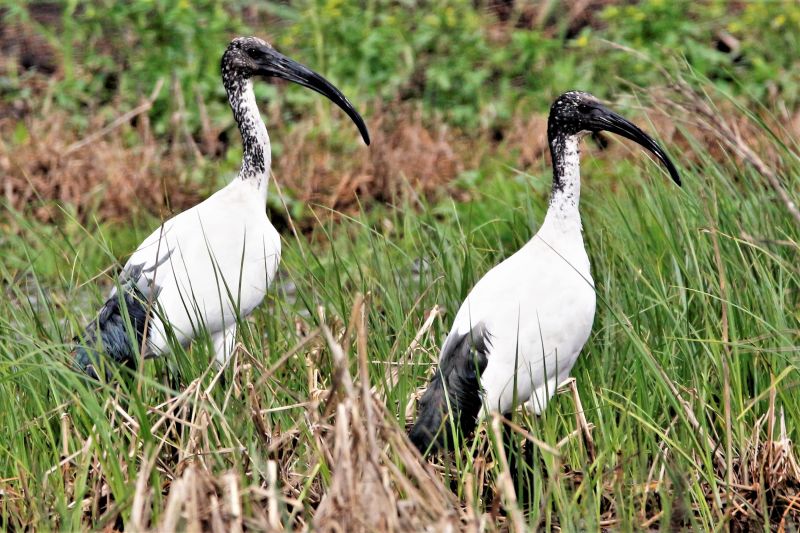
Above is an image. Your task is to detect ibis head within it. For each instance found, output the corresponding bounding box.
[222,36,370,145]
[548,91,680,186]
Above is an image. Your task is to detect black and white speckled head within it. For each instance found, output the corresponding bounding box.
[221,36,370,145]
[221,36,270,80]
[547,91,604,140]
[548,91,680,185]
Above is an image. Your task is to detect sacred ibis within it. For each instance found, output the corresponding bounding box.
[408,91,680,453]
[72,36,370,379]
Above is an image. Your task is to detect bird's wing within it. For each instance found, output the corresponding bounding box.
[448,253,525,339]
[409,249,537,452]
[109,222,178,302]
[448,240,595,415]
[72,233,175,379]
[110,197,280,347]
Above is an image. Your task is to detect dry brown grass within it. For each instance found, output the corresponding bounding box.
[1,97,470,225]
[0,107,199,223]
[273,103,465,214]
[311,297,467,532]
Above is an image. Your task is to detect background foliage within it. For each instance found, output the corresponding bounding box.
[1,1,799,530]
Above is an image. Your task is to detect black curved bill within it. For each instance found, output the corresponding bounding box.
[592,109,681,186]
[255,48,370,145]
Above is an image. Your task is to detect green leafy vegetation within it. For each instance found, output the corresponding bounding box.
[5,0,799,132]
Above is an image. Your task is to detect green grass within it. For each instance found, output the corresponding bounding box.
[1,76,798,530]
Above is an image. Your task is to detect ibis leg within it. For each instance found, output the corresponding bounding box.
[212,323,238,369]
[564,377,596,463]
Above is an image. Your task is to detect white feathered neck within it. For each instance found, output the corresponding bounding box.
[224,76,271,201]
[542,134,582,232]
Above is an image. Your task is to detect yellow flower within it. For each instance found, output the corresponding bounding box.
[445,7,456,27]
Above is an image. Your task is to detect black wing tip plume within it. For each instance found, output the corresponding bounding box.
[408,369,483,456]
[408,325,491,456]
[71,321,111,380]
[71,291,149,381]
[72,345,122,381]
[71,345,103,380]
[408,371,450,454]
[408,416,443,454]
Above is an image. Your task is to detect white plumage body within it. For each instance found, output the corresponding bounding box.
[448,211,595,415]
[114,179,280,363]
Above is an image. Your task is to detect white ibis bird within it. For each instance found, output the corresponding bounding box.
[73,36,370,379]
[409,91,680,453]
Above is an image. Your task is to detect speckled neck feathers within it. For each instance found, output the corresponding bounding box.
[545,134,582,228]
[222,68,271,197]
